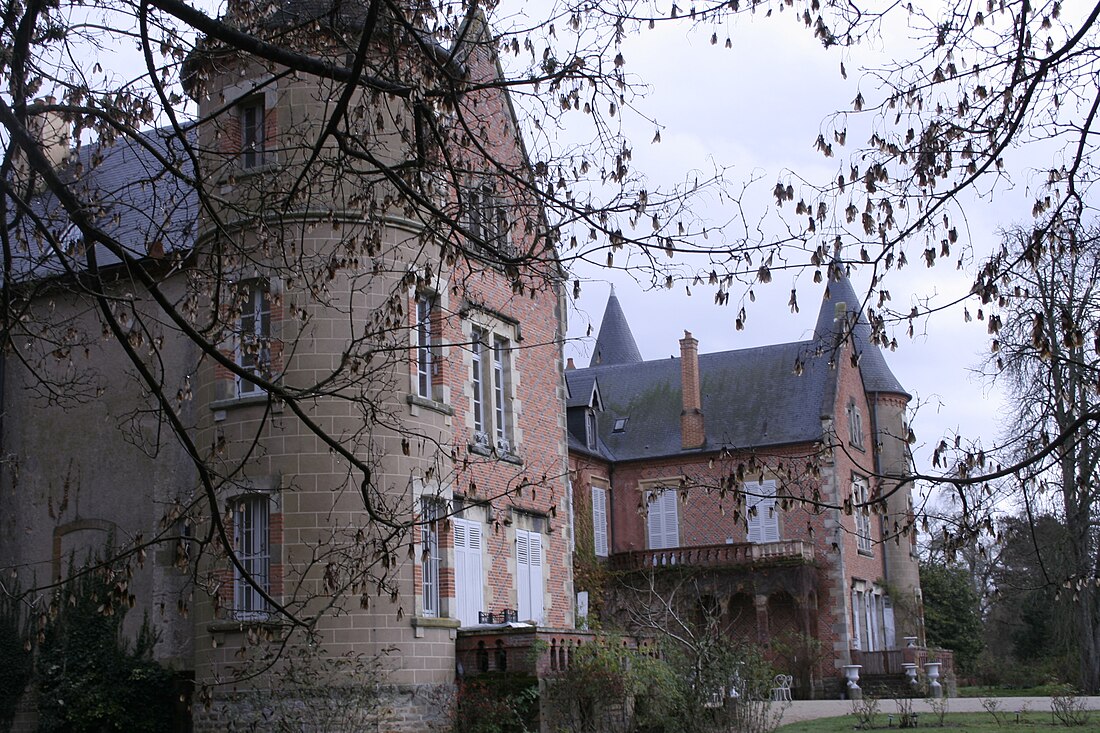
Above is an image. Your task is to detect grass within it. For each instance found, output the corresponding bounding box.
[774,711,1099,732]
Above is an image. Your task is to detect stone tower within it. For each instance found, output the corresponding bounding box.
[815,266,923,642]
[182,2,571,728]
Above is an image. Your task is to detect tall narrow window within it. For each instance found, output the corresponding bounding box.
[853,475,873,553]
[237,283,271,396]
[585,410,598,450]
[468,322,516,456]
[847,401,864,448]
[516,528,544,624]
[646,488,679,550]
[471,329,485,437]
[591,485,608,557]
[453,517,484,626]
[851,585,865,650]
[421,498,441,618]
[240,100,265,169]
[416,294,435,399]
[745,480,780,544]
[233,494,270,620]
[492,337,509,451]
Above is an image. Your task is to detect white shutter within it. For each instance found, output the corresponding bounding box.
[517,530,530,621]
[851,589,862,650]
[883,597,896,650]
[746,481,778,544]
[453,518,484,626]
[592,487,608,557]
[529,532,544,624]
[647,490,679,549]
[863,592,877,651]
[516,529,544,624]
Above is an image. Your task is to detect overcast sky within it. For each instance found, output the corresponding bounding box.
[547,8,1045,480]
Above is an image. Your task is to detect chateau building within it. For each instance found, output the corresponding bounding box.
[0,0,935,726]
[565,275,930,697]
[2,2,572,730]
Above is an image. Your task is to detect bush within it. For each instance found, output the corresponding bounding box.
[0,588,32,732]
[454,672,539,733]
[35,561,177,733]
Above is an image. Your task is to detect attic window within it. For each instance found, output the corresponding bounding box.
[612,417,628,433]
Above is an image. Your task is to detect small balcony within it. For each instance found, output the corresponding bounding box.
[455,625,656,678]
[608,539,815,572]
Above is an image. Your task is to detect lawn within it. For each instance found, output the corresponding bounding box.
[956,685,1067,698]
[774,711,1100,732]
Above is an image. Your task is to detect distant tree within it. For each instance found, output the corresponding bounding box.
[977,227,1100,690]
[984,513,1079,683]
[919,560,984,675]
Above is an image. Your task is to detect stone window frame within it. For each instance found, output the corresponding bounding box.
[846,400,865,450]
[219,78,279,178]
[406,281,452,417]
[464,308,522,461]
[234,279,273,398]
[229,482,280,622]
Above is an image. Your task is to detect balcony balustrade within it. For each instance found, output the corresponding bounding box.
[608,539,814,572]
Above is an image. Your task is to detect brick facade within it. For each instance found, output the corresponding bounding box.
[566,283,925,698]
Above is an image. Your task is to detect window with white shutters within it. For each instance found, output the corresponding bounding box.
[646,489,679,550]
[745,480,779,544]
[591,486,608,557]
[516,529,544,624]
[453,518,484,626]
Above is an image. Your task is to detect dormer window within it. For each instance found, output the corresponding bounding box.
[585,409,598,450]
[466,182,513,257]
[847,401,864,449]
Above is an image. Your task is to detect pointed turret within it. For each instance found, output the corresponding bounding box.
[814,264,908,397]
[590,286,643,367]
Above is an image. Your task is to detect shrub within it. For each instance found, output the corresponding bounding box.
[35,560,177,733]
[0,587,32,732]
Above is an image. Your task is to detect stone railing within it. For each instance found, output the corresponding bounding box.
[608,539,814,572]
[455,626,656,678]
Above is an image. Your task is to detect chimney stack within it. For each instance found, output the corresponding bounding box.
[31,98,71,169]
[679,331,705,450]
[14,97,71,190]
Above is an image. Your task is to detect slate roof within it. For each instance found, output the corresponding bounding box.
[589,287,643,367]
[567,271,909,462]
[568,339,834,461]
[15,127,198,280]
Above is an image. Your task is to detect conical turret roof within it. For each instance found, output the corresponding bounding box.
[590,287,643,367]
[814,265,909,397]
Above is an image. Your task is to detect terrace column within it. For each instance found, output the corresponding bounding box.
[754,594,769,642]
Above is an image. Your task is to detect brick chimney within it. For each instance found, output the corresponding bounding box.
[14,97,70,190]
[680,331,705,450]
